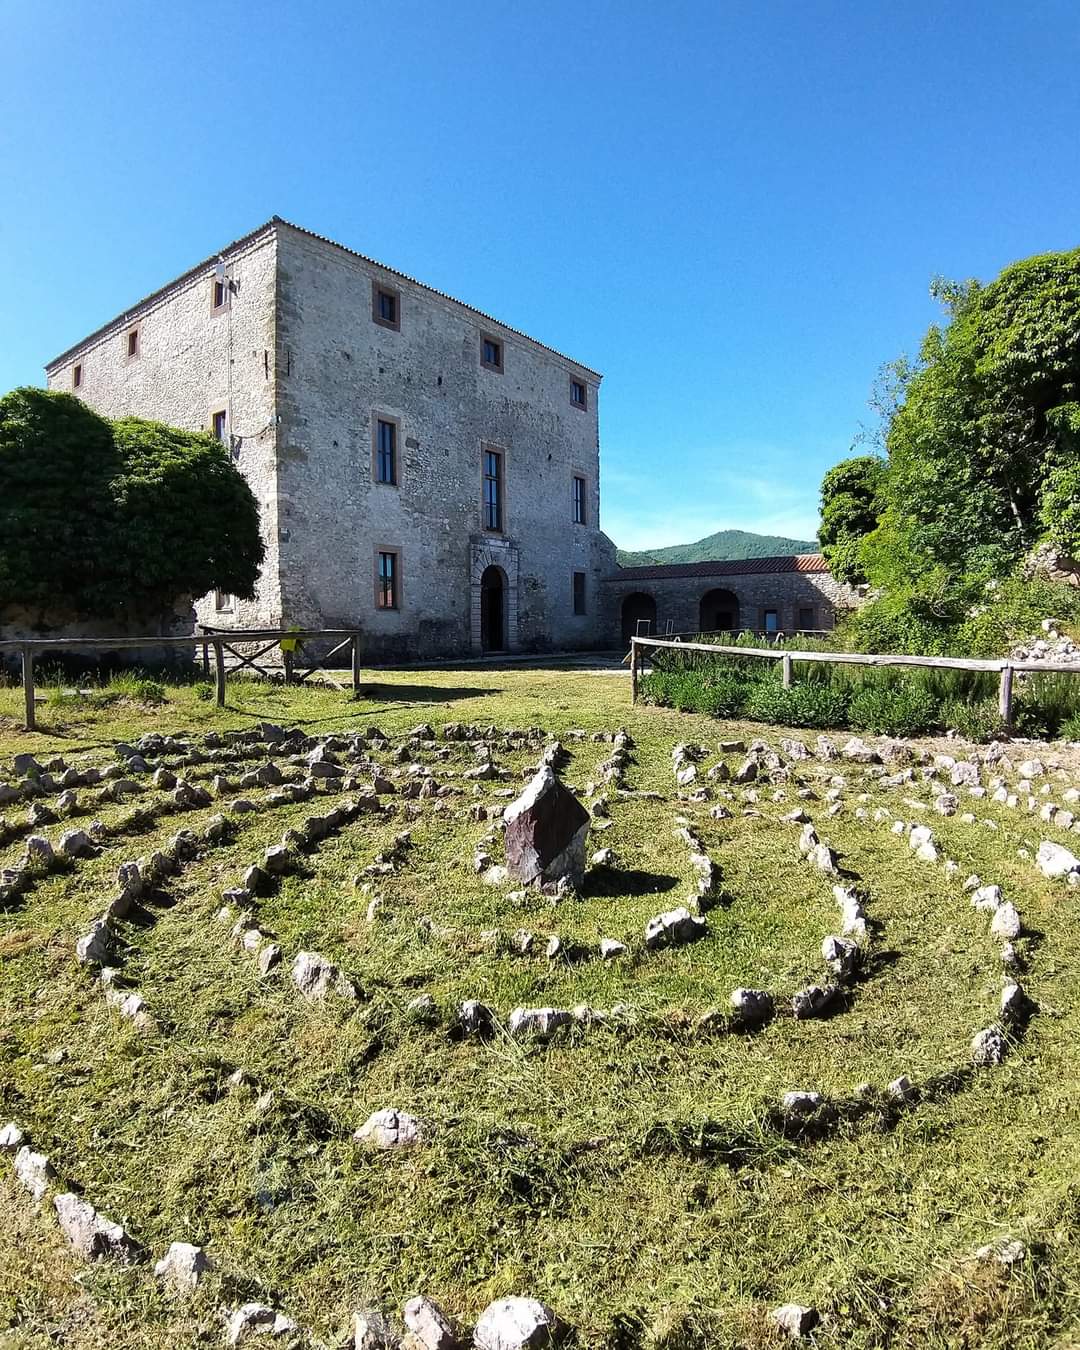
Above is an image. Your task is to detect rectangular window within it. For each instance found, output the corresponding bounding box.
[377,551,399,609]
[571,379,587,409]
[376,418,397,484]
[573,570,587,616]
[763,609,780,634]
[214,590,234,613]
[481,335,503,372]
[73,364,82,389]
[125,327,139,360]
[372,281,401,331]
[212,410,227,442]
[573,475,587,525]
[798,606,816,631]
[211,278,229,311]
[483,449,503,531]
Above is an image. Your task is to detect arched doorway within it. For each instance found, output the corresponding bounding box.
[621,592,657,647]
[480,566,506,653]
[699,587,739,635]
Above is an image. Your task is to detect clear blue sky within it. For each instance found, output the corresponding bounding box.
[2,1,1078,550]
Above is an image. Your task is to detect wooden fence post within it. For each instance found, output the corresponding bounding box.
[282,649,294,685]
[202,641,210,677]
[781,652,793,689]
[999,663,1014,727]
[21,644,35,731]
[351,634,361,697]
[213,640,226,708]
[630,639,639,703]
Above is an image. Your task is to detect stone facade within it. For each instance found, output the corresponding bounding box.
[45,218,615,658]
[602,556,861,644]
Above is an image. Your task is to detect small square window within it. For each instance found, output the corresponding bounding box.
[212,410,227,442]
[573,475,587,526]
[763,609,780,634]
[72,364,82,389]
[125,328,139,360]
[375,418,397,485]
[798,607,816,631]
[214,590,235,613]
[377,551,399,609]
[571,379,587,409]
[573,571,587,616]
[481,335,503,372]
[372,281,401,331]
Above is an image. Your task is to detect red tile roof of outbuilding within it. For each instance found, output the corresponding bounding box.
[607,553,829,582]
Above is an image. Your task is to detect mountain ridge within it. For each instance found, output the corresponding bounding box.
[616,528,818,568]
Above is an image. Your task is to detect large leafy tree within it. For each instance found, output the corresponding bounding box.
[872,250,1080,595]
[0,388,122,611]
[110,418,264,610]
[0,388,264,618]
[817,454,884,584]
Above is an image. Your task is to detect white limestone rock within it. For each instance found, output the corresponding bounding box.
[0,1122,25,1152]
[508,1007,572,1039]
[781,1091,823,1116]
[53,1191,140,1261]
[771,1304,819,1338]
[402,1295,456,1350]
[155,1240,211,1293]
[14,1146,55,1200]
[990,902,1022,940]
[354,1108,424,1150]
[643,906,706,950]
[971,1026,1008,1066]
[730,988,773,1022]
[225,1303,299,1345]
[474,1296,558,1350]
[1036,840,1080,879]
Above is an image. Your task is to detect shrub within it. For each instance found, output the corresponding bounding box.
[848,682,938,736]
[938,699,1005,742]
[1060,712,1080,742]
[744,679,851,729]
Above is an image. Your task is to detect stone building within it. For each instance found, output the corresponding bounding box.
[603,554,861,645]
[44,216,858,658]
[45,218,615,659]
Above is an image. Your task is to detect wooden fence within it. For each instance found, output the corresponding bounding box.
[629,635,1080,727]
[0,629,362,730]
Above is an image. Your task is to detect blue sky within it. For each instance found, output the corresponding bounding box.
[2,1,1078,550]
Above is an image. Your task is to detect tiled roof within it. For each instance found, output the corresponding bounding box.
[46,217,601,378]
[606,554,829,582]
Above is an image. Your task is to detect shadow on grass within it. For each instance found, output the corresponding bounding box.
[583,866,680,898]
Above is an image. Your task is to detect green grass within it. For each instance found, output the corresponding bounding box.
[1,668,1080,1348]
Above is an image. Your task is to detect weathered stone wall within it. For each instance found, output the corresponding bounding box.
[44,230,283,631]
[601,568,861,644]
[0,599,197,672]
[274,224,616,659]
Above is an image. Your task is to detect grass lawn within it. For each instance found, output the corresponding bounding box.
[0,665,1078,1348]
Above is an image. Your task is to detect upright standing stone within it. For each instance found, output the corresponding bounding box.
[504,768,590,888]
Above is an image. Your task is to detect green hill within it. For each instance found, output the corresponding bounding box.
[616,528,818,568]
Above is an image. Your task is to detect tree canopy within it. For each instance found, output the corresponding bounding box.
[817,455,884,585]
[818,247,1080,644]
[0,388,264,617]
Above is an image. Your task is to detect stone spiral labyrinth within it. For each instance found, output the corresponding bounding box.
[0,716,1075,1347]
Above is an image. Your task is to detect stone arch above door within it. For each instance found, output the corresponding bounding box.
[469,537,519,653]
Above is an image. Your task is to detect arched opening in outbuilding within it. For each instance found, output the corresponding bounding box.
[480,565,507,653]
[699,587,739,635]
[621,592,657,647]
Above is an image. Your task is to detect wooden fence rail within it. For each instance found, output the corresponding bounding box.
[629,635,1080,727]
[0,629,362,731]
